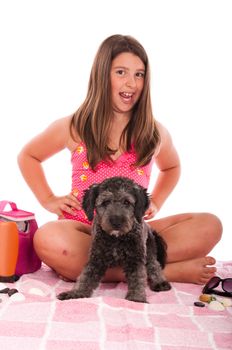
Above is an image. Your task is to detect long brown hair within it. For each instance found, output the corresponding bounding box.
[71,34,160,169]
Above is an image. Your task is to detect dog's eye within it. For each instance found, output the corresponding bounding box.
[101,200,111,207]
[123,199,131,207]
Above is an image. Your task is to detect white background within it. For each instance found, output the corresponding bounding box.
[0,0,231,261]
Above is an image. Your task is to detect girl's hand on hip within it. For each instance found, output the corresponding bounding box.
[144,201,159,220]
[42,193,81,217]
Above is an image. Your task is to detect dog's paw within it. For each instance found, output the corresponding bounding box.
[57,290,88,300]
[125,292,148,303]
[150,280,171,292]
[57,291,76,300]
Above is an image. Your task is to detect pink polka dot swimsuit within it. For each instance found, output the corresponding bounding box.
[63,142,154,224]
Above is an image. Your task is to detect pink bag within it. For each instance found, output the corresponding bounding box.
[0,200,41,276]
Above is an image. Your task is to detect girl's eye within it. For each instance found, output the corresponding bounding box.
[116,69,125,76]
[136,72,145,78]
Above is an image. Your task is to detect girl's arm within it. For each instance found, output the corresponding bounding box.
[17,116,80,217]
[145,122,181,219]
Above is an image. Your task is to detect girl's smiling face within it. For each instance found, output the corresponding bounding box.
[110,52,145,116]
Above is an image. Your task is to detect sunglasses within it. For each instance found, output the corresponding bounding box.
[202,276,232,297]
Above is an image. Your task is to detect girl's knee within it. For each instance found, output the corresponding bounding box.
[202,213,223,243]
[33,220,91,276]
[34,225,49,259]
[33,221,60,259]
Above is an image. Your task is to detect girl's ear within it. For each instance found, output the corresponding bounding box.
[133,185,150,222]
[82,184,99,221]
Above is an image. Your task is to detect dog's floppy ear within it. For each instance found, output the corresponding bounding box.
[82,184,99,221]
[133,185,150,222]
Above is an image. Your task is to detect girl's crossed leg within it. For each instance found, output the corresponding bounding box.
[33,212,222,284]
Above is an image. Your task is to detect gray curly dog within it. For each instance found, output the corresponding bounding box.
[57,176,171,303]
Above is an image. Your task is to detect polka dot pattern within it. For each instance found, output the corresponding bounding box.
[63,142,154,224]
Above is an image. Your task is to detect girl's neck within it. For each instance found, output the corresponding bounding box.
[112,110,131,123]
[108,117,129,154]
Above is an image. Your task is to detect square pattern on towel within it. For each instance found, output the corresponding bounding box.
[0,262,232,350]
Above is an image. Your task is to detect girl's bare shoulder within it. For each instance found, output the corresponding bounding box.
[49,115,81,152]
[156,120,169,140]
[23,115,81,159]
[58,115,81,151]
[155,120,180,168]
[154,120,171,156]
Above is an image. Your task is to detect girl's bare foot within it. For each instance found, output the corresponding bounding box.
[164,256,217,284]
[55,257,217,284]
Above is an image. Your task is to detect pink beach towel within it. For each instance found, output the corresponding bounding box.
[0,261,231,350]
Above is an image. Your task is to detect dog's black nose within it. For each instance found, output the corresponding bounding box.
[109,215,123,229]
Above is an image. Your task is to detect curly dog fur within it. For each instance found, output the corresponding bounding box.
[57,176,171,303]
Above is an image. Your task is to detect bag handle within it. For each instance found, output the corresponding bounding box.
[0,201,18,212]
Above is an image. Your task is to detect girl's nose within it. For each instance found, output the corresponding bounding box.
[126,75,136,88]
